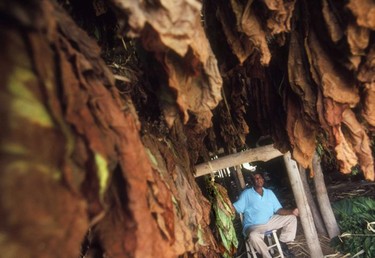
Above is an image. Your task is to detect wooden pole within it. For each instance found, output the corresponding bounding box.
[283,152,323,258]
[194,144,282,177]
[298,165,328,236]
[231,148,246,190]
[312,152,340,239]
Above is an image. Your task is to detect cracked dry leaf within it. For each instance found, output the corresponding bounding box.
[342,109,374,181]
[288,31,317,121]
[333,125,358,174]
[361,82,375,127]
[142,134,219,256]
[286,96,316,169]
[264,0,296,35]
[347,0,375,30]
[0,28,89,258]
[23,2,198,258]
[111,0,222,130]
[322,0,344,43]
[322,98,348,127]
[230,0,271,65]
[306,30,360,107]
[346,23,370,57]
[357,45,375,83]
[357,47,375,128]
[216,4,254,64]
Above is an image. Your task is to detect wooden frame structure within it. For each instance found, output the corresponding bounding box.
[194,145,325,257]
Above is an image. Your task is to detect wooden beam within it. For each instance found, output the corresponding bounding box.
[298,165,328,236]
[283,152,323,258]
[194,144,283,177]
[312,152,340,239]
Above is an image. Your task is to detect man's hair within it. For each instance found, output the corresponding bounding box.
[250,171,264,184]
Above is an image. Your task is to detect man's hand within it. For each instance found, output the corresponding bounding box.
[292,208,299,217]
[276,208,299,216]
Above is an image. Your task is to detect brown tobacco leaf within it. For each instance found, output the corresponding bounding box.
[288,31,317,121]
[306,30,360,107]
[346,23,370,57]
[142,134,220,256]
[264,0,296,35]
[346,22,370,70]
[347,0,375,30]
[217,101,242,151]
[333,125,358,174]
[227,74,250,146]
[322,98,348,127]
[0,12,88,258]
[54,9,180,257]
[111,0,222,129]
[230,0,271,65]
[93,0,108,16]
[2,1,212,258]
[216,4,254,64]
[322,0,344,43]
[361,83,375,128]
[162,26,223,129]
[286,96,316,169]
[342,109,374,181]
[357,45,375,83]
[358,47,375,128]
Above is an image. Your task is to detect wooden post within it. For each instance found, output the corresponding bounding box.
[298,165,327,236]
[283,152,323,258]
[194,144,282,177]
[312,152,340,239]
[231,148,246,190]
[235,165,246,189]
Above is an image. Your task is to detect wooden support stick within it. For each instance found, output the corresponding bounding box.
[194,144,283,177]
[313,152,340,239]
[283,152,323,258]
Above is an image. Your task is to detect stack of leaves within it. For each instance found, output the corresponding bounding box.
[332,197,375,257]
[208,181,238,258]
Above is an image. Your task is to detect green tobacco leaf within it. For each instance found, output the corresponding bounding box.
[9,67,54,127]
[95,153,109,199]
[209,181,238,257]
[332,197,375,256]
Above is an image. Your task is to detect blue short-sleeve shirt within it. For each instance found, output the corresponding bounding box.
[233,187,282,235]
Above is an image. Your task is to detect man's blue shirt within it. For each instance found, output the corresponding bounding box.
[233,187,282,235]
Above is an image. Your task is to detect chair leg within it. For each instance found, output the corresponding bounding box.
[245,239,258,258]
[271,230,284,258]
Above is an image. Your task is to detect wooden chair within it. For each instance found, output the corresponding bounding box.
[244,229,284,258]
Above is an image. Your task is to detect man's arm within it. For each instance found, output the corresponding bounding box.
[276,208,299,216]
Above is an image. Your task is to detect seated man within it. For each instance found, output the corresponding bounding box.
[233,172,298,258]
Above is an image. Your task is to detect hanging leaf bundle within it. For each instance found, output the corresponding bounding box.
[207,180,238,258]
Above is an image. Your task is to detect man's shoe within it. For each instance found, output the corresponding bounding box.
[280,241,295,258]
[282,248,295,258]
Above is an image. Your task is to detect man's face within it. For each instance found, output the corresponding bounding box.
[253,174,264,188]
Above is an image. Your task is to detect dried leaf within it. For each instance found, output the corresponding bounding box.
[216,5,254,64]
[357,45,375,83]
[347,0,375,30]
[288,31,317,121]
[231,0,271,65]
[346,22,370,57]
[265,0,296,35]
[286,96,316,169]
[342,109,374,181]
[333,125,358,173]
[361,82,375,128]
[111,0,222,129]
[322,0,344,43]
[306,30,360,106]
